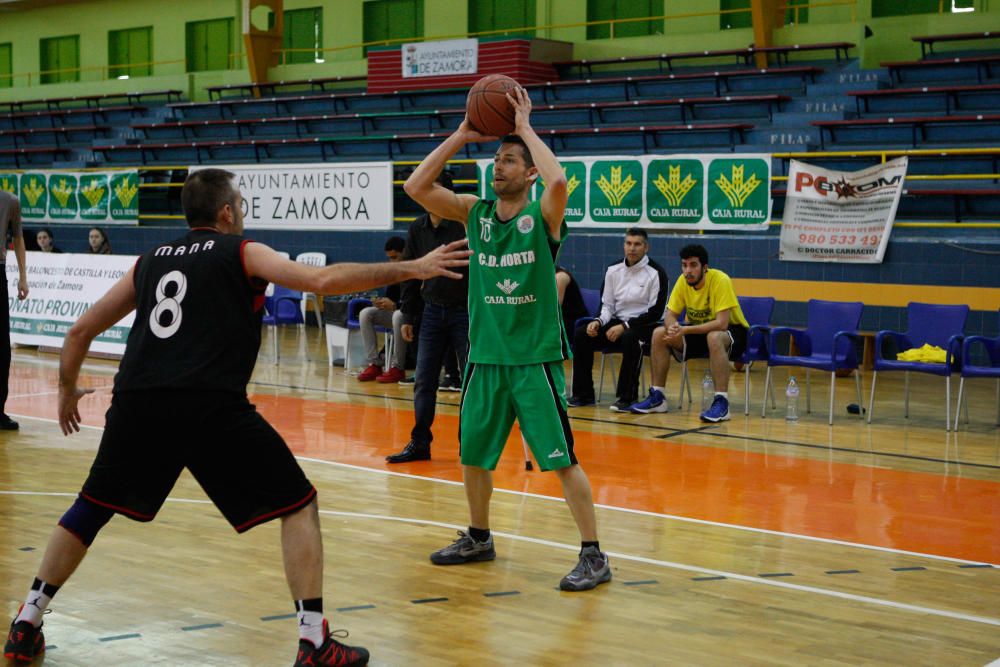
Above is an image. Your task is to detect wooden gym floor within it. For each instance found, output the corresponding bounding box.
[1,326,998,666]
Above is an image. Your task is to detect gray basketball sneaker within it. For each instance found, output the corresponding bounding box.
[559,545,612,591]
[430,531,496,565]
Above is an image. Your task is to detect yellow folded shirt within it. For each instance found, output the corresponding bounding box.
[896,343,946,363]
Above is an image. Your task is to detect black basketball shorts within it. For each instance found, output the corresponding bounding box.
[672,324,748,362]
[81,390,315,533]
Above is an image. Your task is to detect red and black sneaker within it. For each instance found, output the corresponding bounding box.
[4,618,45,663]
[293,620,368,667]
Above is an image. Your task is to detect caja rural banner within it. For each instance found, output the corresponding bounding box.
[0,170,139,224]
[779,157,908,263]
[477,154,772,230]
[6,252,137,355]
[191,163,393,231]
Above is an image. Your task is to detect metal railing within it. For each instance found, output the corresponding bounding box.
[0,58,186,88]
[272,2,861,64]
[6,0,981,86]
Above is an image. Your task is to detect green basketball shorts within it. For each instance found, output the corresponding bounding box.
[459,361,577,471]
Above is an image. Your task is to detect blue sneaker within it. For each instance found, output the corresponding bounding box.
[700,395,730,422]
[629,388,668,414]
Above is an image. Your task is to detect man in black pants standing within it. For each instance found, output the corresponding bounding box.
[386,170,469,464]
[0,190,29,430]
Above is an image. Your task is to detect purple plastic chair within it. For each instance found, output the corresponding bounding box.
[572,287,625,402]
[738,296,777,416]
[345,297,393,372]
[675,296,777,414]
[954,309,999,430]
[867,302,968,431]
[763,299,864,425]
[262,285,303,363]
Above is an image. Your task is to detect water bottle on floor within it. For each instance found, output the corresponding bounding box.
[786,376,800,422]
[701,371,714,411]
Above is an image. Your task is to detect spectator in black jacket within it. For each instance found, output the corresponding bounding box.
[386,171,469,463]
[36,227,63,253]
[556,266,588,341]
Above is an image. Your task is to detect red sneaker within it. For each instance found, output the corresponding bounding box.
[4,617,44,663]
[375,367,404,383]
[357,364,381,382]
[294,620,368,666]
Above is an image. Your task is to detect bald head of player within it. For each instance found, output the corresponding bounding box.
[181,168,244,235]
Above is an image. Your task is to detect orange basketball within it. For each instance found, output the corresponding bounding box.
[466,74,519,137]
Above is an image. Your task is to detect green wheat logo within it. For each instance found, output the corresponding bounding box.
[653,165,697,207]
[81,180,105,207]
[115,179,138,208]
[51,179,74,207]
[23,178,45,206]
[714,165,761,207]
[595,166,637,207]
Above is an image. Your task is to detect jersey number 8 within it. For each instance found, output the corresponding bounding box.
[150,270,188,339]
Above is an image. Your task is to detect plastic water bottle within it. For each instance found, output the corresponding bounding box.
[701,371,714,411]
[786,376,800,422]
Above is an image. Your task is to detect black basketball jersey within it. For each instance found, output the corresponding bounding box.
[113,228,267,394]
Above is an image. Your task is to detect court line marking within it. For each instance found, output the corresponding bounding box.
[7,414,104,432]
[8,391,61,399]
[247,379,1000,471]
[3,490,998,628]
[296,456,1000,567]
[10,360,995,470]
[315,510,1000,628]
[2,417,993,569]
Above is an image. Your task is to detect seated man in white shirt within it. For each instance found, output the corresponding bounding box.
[567,228,668,412]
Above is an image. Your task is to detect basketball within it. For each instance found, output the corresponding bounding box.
[466,74,519,137]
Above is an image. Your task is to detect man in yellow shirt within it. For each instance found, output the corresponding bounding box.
[628,244,748,422]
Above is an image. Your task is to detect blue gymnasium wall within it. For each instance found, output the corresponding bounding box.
[44,223,1000,338]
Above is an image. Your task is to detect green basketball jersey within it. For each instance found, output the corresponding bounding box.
[466,199,571,365]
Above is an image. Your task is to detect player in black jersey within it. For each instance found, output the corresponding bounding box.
[3,169,470,667]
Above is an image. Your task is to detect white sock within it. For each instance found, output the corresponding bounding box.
[652,386,664,393]
[16,589,53,627]
[715,392,729,399]
[297,610,326,647]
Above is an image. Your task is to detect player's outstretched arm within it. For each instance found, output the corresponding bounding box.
[59,267,138,435]
[507,87,567,239]
[404,117,487,225]
[244,240,471,297]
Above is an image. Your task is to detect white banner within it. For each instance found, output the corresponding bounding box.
[478,153,772,230]
[7,252,136,355]
[192,163,394,231]
[402,38,478,78]
[780,157,908,263]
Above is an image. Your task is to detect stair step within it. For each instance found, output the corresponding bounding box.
[784,97,852,114]
[772,110,850,124]
[744,127,820,147]
[807,80,883,96]
[813,68,887,86]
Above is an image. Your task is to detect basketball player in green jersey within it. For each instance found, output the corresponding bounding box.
[404,87,610,591]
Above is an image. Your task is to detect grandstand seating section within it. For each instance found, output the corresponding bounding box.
[1,39,999,223]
